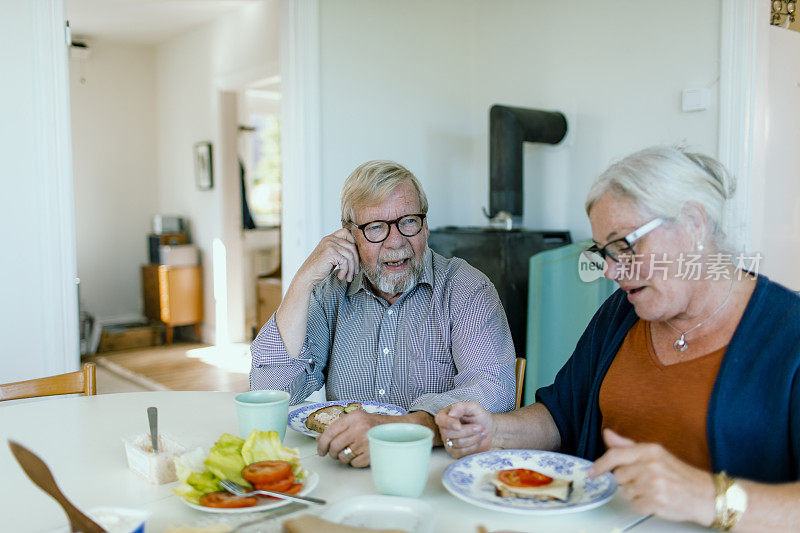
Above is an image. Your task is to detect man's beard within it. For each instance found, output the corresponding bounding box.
[361,246,425,296]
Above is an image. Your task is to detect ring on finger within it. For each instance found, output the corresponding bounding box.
[342,446,356,461]
[446,438,454,448]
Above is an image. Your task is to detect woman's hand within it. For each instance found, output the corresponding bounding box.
[589,428,716,526]
[435,401,495,458]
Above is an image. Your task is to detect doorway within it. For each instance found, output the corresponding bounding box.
[238,76,283,339]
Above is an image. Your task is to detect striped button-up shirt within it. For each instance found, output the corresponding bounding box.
[250,248,516,415]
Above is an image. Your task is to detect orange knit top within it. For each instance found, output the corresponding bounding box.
[598,319,726,470]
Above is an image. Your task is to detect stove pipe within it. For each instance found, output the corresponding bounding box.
[489,105,568,226]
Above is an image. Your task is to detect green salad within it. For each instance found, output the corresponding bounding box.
[173,430,307,505]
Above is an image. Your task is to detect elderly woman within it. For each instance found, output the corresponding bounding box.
[436,146,800,531]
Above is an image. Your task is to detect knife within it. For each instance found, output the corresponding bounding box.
[231,502,308,532]
[8,440,105,532]
[621,513,653,531]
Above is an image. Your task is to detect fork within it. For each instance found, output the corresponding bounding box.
[220,479,326,506]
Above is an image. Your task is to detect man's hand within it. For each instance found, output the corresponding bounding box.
[274,228,359,357]
[589,429,716,526]
[435,401,494,459]
[296,228,360,288]
[316,410,439,467]
[316,410,383,468]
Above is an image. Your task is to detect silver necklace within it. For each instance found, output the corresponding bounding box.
[664,278,735,352]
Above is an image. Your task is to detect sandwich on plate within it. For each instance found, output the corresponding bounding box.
[490,468,572,501]
[305,402,362,433]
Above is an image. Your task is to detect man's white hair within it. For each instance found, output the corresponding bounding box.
[340,160,428,226]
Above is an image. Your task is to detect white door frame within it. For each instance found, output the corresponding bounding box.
[38,1,80,371]
[279,0,323,288]
[214,61,280,344]
[9,0,79,378]
[718,0,764,253]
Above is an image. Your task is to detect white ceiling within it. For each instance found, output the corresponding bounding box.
[66,0,261,45]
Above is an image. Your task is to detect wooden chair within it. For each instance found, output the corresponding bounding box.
[515,357,526,409]
[0,363,96,402]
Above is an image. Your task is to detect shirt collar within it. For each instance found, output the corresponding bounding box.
[346,246,434,298]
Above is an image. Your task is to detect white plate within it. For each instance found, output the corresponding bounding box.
[182,471,319,514]
[321,495,435,533]
[288,401,407,437]
[442,450,616,515]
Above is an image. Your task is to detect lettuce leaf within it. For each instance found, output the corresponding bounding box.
[241,430,307,481]
[204,433,250,487]
[174,446,207,483]
[186,471,221,493]
[172,452,223,504]
[172,430,308,504]
[172,483,205,505]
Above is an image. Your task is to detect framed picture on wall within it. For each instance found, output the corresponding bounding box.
[194,142,213,190]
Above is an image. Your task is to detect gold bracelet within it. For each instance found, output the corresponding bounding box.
[711,471,747,531]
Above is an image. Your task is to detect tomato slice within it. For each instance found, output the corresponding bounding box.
[199,491,258,508]
[242,460,293,485]
[284,483,303,495]
[254,473,295,492]
[497,468,553,488]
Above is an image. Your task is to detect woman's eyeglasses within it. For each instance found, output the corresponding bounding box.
[583,218,664,267]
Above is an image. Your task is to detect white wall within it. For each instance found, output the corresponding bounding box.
[155,0,279,343]
[319,0,473,233]
[70,42,159,323]
[318,0,720,242]
[749,26,800,290]
[0,0,79,381]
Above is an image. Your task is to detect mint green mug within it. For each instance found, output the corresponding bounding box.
[367,423,433,497]
[235,390,290,441]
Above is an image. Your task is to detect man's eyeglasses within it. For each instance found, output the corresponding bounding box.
[354,213,427,243]
[584,218,664,267]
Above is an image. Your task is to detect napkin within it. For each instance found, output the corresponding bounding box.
[282,514,407,533]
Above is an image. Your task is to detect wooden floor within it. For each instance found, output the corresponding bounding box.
[87,342,251,393]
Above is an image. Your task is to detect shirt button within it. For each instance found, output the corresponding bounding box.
[387,309,393,315]
[378,389,385,395]
[383,347,389,355]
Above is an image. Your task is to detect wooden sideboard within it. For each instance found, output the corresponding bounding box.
[141,264,203,344]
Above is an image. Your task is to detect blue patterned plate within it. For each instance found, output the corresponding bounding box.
[288,401,407,438]
[442,449,616,515]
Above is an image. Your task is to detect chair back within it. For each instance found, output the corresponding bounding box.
[514,357,526,409]
[0,363,96,401]
[524,241,616,406]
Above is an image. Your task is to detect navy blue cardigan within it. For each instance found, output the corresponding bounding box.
[535,275,800,482]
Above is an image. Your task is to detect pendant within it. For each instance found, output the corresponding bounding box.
[674,335,688,352]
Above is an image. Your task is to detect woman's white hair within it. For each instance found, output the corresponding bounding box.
[340,160,428,226]
[585,146,736,249]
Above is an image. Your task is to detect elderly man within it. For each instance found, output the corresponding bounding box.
[250,160,515,467]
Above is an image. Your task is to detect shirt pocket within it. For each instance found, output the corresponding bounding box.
[409,348,454,396]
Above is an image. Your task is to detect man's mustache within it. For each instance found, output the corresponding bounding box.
[378,248,413,264]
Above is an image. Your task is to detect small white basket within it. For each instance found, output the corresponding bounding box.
[122,433,185,485]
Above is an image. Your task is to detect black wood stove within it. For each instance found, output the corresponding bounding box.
[428,105,572,358]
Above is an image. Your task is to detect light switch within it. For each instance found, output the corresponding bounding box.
[682,88,710,112]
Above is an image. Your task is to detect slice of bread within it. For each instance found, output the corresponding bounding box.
[305,402,362,433]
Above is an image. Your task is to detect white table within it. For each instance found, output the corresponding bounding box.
[0,392,708,532]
